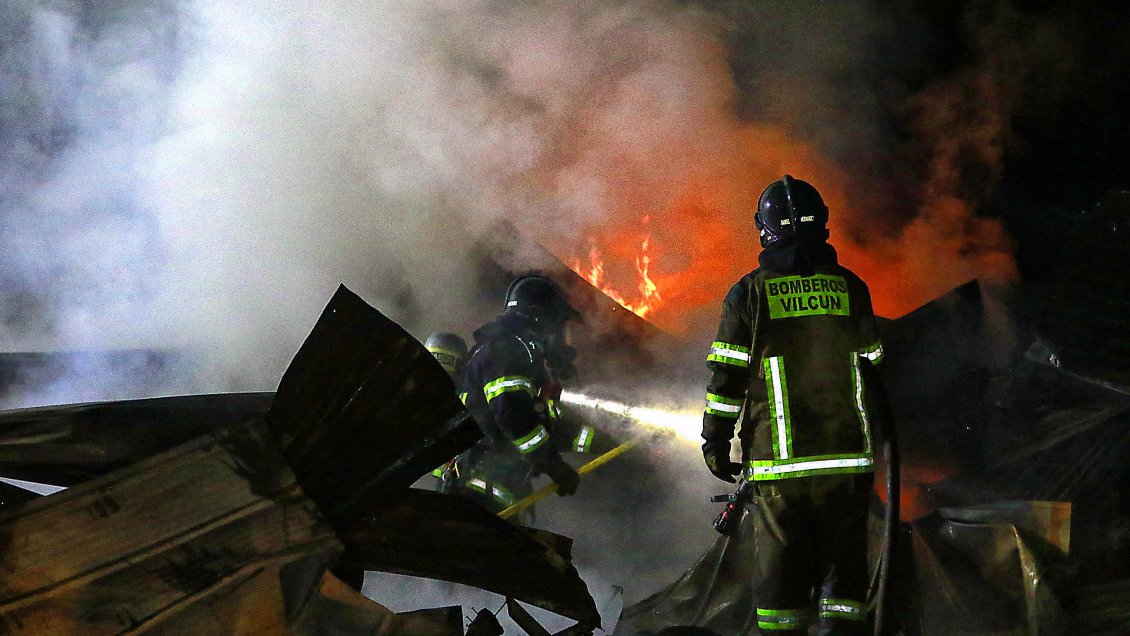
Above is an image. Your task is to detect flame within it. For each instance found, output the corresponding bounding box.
[536,122,1014,333]
[571,215,663,319]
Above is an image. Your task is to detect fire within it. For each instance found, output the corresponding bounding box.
[571,215,663,319]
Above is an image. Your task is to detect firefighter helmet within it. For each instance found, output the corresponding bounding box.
[503,274,582,325]
[424,332,468,379]
[754,174,830,247]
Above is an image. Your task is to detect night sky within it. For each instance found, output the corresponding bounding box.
[717,0,1130,283]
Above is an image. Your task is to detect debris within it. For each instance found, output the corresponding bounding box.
[0,285,600,634]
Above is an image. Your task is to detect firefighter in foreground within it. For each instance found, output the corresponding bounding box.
[453,275,593,522]
[702,175,886,635]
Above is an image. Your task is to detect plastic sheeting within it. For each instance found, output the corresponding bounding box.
[616,247,1130,634]
[613,512,756,635]
[908,503,1072,635]
[343,488,600,626]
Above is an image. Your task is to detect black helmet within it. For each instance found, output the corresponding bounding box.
[755,174,830,248]
[503,274,582,325]
[424,332,468,379]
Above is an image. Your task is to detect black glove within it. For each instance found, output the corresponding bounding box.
[703,442,741,483]
[543,458,581,496]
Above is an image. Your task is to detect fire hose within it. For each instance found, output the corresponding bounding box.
[497,440,639,520]
[871,429,899,635]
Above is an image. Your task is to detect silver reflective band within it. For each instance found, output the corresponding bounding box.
[706,398,741,414]
[752,457,873,476]
[467,478,514,505]
[515,425,550,453]
[800,215,815,222]
[862,344,884,362]
[709,346,751,364]
[819,598,866,621]
[767,356,789,459]
[575,426,593,453]
[851,353,872,452]
[483,376,534,402]
[507,300,518,307]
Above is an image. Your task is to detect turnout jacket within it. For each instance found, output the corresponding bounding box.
[459,315,598,477]
[702,240,884,482]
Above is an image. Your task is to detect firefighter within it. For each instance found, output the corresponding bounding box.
[454,274,586,521]
[701,175,886,635]
[425,331,469,384]
[424,332,470,490]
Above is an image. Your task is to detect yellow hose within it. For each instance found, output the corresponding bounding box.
[498,440,640,520]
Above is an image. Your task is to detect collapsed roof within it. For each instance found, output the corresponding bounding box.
[0,286,600,635]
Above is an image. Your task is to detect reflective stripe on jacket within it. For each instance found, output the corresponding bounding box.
[702,256,883,481]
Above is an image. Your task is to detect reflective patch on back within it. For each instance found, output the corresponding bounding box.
[765,274,850,319]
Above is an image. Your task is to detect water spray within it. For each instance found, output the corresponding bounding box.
[559,390,702,443]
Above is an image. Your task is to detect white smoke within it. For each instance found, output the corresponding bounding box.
[0,1,1092,631]
[3,0,738,397]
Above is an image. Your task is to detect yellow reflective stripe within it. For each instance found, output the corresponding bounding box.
[851,352,872,453]
[862,342,884,363]
[708,341,752,367]
[756,607,809,630]
[764,356,792,460]
[513,424,550,454]
[546,398,560,420]
[459,392,468,405]
[426,346,463,360]
[573,425,594,453]
[483,375,534,402]
[747,455,874,480]
[428,347,463,375]
[705,392,742,418]
[819,598,866,620]
[466,477,516,506]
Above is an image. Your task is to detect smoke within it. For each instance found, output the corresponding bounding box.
[3,0,1086,397]
[0,0,1098,628]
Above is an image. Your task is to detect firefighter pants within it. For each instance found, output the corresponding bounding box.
[752,473,872,635]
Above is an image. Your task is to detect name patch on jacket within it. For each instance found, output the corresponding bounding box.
[765,274,850,319]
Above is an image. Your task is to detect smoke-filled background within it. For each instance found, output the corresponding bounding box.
[3,0,1130,630]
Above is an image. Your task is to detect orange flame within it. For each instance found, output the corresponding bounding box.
[571,216,663,319]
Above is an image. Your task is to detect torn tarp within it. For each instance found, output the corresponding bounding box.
[617,268,1130,635]
[909,503,1072,635]
[290,572,464,635]
[613,512,757,635]
[343,488,601,627]
[264,285,598,624]
[266,285,482,527]
[0,284,600,634]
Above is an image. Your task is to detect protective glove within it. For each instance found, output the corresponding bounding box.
[543,458,581,496]
[703,442,741,483]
